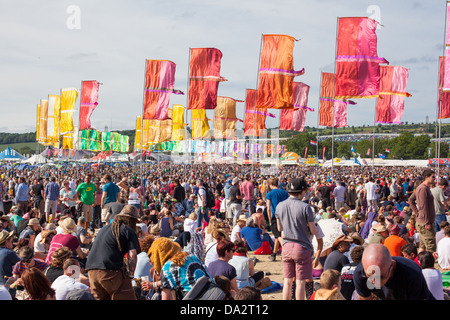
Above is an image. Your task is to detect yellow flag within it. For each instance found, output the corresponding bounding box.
[192,109,210,139]
[172,104,187,141]
[60,88,78,135]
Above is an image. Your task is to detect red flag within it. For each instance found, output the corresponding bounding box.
[280,82,312,132]
[188,48,227,110]
[79,80,100,130]
[142,150,147,157]
[323,146,326,161]
[143,60,184,120]
[304,147,308,159]
[335,17,388,100]
[244,89,275,137]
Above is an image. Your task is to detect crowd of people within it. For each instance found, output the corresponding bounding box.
[0,161,449,300]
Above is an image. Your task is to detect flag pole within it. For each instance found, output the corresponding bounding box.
[140,59,147,181]
[253,34,264,175]
[316,72,322,165]
[331,17,340,178]
[372,99,377,171]
[186,48,192,165]
[438,1,449,181]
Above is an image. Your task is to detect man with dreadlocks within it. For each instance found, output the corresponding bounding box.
[85,205,141,300]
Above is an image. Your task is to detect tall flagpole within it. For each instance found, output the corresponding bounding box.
[438,1,449,182]
[372,100,377,170]
[253,34,264,176]
[186,48,192,164]
[140,59,147,181]
[316,72,322,165]
[331,17,340,178]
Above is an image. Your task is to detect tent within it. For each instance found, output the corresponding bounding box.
[0,147,25,160]
[22,154,47,164]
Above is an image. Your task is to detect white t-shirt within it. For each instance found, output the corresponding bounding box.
[204,242,219,268]
[198,187,206,207]
[183,218,196,234]
[437,237,450,269]
[365,182,377,200]
[422,268,444,300]
[230,224,242,243]
[34,233,45,253]
[51,275,89,300]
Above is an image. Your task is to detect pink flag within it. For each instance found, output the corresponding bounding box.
[79,80,100,130]
[376,65,411,124]
[335,17,388,100]
[280,82,313,132]
[444,2,450,92]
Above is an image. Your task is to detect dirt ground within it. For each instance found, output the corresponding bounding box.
[247,251,285,300]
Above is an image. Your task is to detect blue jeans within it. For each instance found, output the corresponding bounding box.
[197,207,210,228]
[435,214,447,232]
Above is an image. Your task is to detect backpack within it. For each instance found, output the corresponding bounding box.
[182,275,226,300]
[201,186,215,208]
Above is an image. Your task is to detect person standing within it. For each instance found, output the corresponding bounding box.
[15,177,30,217]
[365,177,378,213]
[265,177,289,262]
[227,177,242,226]
[333,181,346,211]
[31,177,45,222]
[196,179,210,228]
[60,181,77,217]
[76,174,96,229]
[85,205,141,300]
[44,177,60,223]
[431,178,448,232]
[240,174,255,215]
[275,178,320,300]
[408,169,437,253]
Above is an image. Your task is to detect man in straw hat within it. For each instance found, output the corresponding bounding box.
[369,225,389,245]
[85,205,141,300]
[323,234,353,273]
[275,177,320,300]
[0,230,19,285]
[18,218,42,248]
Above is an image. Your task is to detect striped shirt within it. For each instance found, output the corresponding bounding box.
[12,258,49,276]
[45,182,60,201]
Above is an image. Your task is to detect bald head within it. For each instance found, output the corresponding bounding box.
[362,244,393,288]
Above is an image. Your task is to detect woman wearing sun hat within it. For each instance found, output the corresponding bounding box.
[45,218,86,265]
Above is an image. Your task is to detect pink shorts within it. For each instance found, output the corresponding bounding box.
[281,242,313,280]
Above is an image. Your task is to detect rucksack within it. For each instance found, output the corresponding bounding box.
[182,275,226,300]
[201,186,215,208]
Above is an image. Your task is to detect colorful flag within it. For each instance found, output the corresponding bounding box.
[366,148,371,156]
[244,89,274,137]
[60,88,78,135]
[48,95,61,148]
[256,34,305,109]
[280,82,312,132]
[335,17,388,100]
[304,147,308,159]
[443,2,450,92]
[143,60,184,120]
[38,99,49,145]
[188,48,227,110]
[191,109,211,139]
[376,65,411,124]
[385,148,390,153]
[310,140,318,146]
[214,97,243,139]
[319,72,356,127]
[323,146,326,162]
[134,115,142,150]
[79,80,100,129]
[439,56,450,119]
[172,104,187,141]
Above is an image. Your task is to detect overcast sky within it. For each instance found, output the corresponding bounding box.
[0,0,446,134]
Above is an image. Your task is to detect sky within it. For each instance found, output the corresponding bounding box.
[0,0,447,134]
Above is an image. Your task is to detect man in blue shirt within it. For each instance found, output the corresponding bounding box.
[265,177,289,261]
[14,177,29,217]
[44,177,60,223]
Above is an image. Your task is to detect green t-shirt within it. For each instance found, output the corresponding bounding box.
[76,182,97,205]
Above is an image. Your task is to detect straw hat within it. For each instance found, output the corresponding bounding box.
[27,218,40,226]
[232,177,240,185]
[331,235,354,251]
[0,230,14,245]
[0,216,13,228]
[374,225,388,233]
[236,214,247,223]
[350,232,365,246]
[150,224,161,235]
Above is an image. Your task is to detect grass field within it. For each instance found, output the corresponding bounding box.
[0,142,40,155]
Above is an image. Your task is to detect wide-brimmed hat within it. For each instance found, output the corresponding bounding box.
[0,216,13,228]
[236,214,247,223]
[59,217,77,234]
[350,232,365,245]
[331,234,354,250]
[150,224,161,234]
[232,177,240,185]
[286,178,309,193]
[116,205,140,220]
[27,218,40,226]
[374,225,388,233]
[39,229,57,244]
[46,223,57,230]
[0,230,14,245]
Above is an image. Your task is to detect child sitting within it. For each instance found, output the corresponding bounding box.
[310,269,346,300]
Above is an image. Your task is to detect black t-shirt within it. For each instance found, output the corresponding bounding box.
[340,262,359,300]
[44,265,64,284]
[173,185,186,203]
[323,249,349,273]
[32,183,44,200]
[104,202,125,221]
[229,186,242,204]
[318,186,332,200]
[353,256,434,300]
[85,224,141,271]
